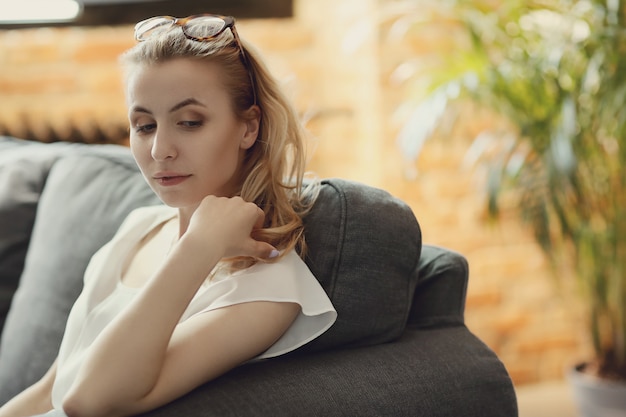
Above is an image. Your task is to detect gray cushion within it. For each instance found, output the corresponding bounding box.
[0,148,161,402]
[0,136,38,152]
[409,245,468,328]
[301,179,422,351]
[0,138,78,339]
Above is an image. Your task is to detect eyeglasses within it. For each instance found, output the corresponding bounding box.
[134,14,257,105]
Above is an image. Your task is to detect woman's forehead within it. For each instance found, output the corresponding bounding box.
[125,59,230,108]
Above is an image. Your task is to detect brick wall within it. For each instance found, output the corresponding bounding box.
[0,0,591,385]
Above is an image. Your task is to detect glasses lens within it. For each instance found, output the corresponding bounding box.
[135,17,173,40]
[184,16,227,39]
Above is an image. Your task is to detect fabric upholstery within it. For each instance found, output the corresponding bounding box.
[0,139,77,339]
[299,178,422,352]
[135,327,516,417]
[408,245,469,328]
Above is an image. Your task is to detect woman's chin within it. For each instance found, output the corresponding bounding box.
[156,193,200,209]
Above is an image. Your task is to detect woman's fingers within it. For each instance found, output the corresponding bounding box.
[187,196,277,259]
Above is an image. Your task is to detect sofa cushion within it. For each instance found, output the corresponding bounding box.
[408,245,468,328]
[0,138,78,339]
[0,147,161,403]
[300,179,422,352]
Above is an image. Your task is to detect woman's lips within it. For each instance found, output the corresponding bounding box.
[153,173,191,186]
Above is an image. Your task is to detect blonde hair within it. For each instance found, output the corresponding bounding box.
[120,22,318,267]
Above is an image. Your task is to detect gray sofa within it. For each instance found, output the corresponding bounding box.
[0,136,518,417]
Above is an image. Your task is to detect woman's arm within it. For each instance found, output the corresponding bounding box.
[0,359,57,417]
[62,196,299,417]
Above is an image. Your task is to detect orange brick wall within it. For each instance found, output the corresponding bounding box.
[0,0,591,385]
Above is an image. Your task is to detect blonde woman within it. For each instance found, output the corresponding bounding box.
[0,14,336,417]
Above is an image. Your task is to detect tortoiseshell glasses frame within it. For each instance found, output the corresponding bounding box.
[134,14,257,105]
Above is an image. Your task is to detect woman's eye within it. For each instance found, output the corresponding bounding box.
[179,120,203,128]
[135,123,156,134]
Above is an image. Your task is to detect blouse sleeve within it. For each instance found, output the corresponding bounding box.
[181,250,337,359]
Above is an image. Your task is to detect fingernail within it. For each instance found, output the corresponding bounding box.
[269,249,280,259]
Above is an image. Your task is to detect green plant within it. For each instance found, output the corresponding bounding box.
[388,0,626,380]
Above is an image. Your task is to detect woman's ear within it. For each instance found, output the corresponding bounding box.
[240,105,261,150]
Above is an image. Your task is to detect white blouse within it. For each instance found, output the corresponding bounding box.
[51,206,336,409]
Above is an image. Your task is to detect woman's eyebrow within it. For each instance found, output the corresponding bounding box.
[170,98,206,113]
[129,98,206,115]
[130,105,151,114]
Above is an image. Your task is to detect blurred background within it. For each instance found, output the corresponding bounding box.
[1,0,605,398]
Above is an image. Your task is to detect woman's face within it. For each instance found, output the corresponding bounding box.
[126,58,259,211]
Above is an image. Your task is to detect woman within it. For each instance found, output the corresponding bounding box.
[0,14,336,417]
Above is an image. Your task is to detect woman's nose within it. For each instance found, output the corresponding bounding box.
[151,130,177,161]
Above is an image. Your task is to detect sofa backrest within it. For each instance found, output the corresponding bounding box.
[301,178,422,352]
[0,138,80,335]
[409,245,468,329]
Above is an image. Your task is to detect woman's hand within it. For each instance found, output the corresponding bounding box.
[185,195,278,260]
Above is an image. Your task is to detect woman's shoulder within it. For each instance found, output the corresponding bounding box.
[215,250,306,282]
[182,249,336,357]
[205,250,333,314]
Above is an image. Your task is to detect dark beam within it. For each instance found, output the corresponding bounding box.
[0,0,293,29]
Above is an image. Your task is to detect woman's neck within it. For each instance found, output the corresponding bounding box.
[177,205,197,238]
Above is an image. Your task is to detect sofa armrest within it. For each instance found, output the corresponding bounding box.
[135,327,517,417]
[407,245,468,328]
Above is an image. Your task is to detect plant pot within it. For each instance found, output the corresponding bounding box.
[567,363,626,417]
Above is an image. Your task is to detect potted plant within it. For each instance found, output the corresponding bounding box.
[383,0,626,414]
